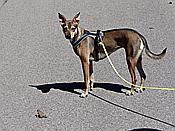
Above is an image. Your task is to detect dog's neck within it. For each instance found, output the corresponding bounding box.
[70,26,85,45]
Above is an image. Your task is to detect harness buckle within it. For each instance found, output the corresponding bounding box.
[94,30,103,62]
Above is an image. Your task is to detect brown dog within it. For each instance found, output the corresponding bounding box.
[58,12,167,97]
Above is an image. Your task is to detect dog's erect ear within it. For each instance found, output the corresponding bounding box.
[58,13,67,25]
[72,12,80,24]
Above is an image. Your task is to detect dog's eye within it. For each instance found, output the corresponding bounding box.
[71,27,76,31]
[63,26,68,32]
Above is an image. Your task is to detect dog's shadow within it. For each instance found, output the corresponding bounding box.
[29,82,130,95]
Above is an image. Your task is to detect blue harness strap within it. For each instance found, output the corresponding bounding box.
[72,30,97,47]
[72,30,104,61]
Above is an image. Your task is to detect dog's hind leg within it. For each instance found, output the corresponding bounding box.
[126,57,137,96]
[136,56,146,92]
[89,60,94,92]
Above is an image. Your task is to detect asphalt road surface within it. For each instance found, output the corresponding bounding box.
[0,0,175,131]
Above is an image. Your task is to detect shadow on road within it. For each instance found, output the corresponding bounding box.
[29,82,175,128]
[129,128,162,131]
[89,92,175,128]
[29,82,130,95]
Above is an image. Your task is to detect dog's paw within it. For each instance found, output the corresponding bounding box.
[125,90,134,96]
[135,88,141,93]
[135,87,145,93]
[140,87,145,92]
[80,93,88,98]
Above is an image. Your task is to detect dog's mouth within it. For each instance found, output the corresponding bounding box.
[66,36,74,43]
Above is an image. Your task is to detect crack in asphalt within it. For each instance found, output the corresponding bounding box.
[0,0,8,10]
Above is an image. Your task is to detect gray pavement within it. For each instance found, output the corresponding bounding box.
[0,0,175,130]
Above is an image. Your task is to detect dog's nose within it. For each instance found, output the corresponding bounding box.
[65,34,71,39]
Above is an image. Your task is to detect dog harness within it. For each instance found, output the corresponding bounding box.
[71,30,104,62]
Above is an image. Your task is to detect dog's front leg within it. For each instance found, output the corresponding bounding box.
[80,57,90,98]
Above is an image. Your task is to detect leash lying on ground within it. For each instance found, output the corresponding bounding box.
[99,42,175,91]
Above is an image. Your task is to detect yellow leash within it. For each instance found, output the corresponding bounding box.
[99,42,175,91]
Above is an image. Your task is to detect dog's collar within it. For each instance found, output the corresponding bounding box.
[71,30,102,48]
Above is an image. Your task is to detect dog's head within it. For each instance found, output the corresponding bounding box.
[58,12,80,41]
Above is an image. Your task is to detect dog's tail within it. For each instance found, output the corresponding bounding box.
[140,35,167,60]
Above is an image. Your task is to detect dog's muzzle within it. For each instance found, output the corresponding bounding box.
[65,34,71,39]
